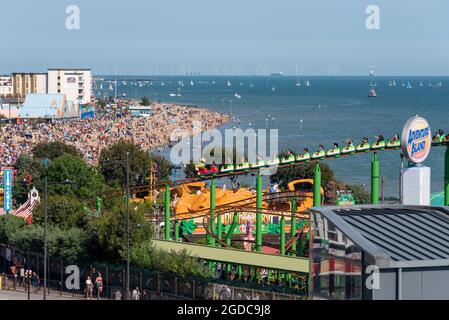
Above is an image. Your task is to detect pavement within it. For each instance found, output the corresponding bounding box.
[0,289,84,300]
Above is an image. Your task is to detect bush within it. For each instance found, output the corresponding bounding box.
[129,241,214,277]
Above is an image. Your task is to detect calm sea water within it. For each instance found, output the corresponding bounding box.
[97,76,449,197]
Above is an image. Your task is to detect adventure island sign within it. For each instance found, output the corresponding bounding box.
[401,115,431,164]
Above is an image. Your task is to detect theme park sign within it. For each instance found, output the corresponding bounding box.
[401,115,431,164]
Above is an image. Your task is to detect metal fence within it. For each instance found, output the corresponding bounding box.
[0,244,307,300]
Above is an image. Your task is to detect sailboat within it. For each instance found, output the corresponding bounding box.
[401,81,406,87]
[419,81,424,87]
[190,80,194,86]
[388,80,393,87]
[305,80,311,87]
[234,93,242,99]
[108,83,113,91]
[169,88,182,97]
[406,81,413,89]
[428,81,433,87]
[161,81,165,86]
[227,80,232,87]
[100,84,103,90]
[368,88,377,97]
[438,81,443,87]
[296,78,301,87]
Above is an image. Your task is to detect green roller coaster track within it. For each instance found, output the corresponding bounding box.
[155,135,449,274]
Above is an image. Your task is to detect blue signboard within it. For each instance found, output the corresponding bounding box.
[3,169,12,213]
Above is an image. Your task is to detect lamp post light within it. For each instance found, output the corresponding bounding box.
[101,152,130,299]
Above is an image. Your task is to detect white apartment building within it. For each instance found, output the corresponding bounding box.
[12,73,47,97]
[47,68,92,105]
[0,75,13,97]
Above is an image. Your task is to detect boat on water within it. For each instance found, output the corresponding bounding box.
[227,80,232,87]
[161,81,165,86]
[270,72,283,76]
[169,88,182,97]
[108,84,113,91]
[190,80,194,86]
[388,80,394,87]
[271,85,276,92]
[305,80,311,87]
[428,81,433,87]
[296,79,301,87]
[249,83,254,87]
[406,81,413,89]
[234,93,242,99]
[368,88,377,97]
[419,81,424,87]
[401,81,406,87]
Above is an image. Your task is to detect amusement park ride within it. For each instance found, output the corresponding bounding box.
[148,130,449,264]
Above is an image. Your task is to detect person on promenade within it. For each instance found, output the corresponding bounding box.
[95,272,104,300]
[132,287,141,300]
[86,276,94,299]
[114,289,122,300]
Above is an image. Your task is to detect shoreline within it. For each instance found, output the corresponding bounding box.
[0,100,231,166]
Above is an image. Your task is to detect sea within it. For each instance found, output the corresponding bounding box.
[96,75,449,197]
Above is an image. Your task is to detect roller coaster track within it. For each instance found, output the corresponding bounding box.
[202,208,308,255]
[101,139,449,197]
[148,190,311,222]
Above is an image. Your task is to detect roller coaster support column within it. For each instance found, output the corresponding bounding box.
[371,153,380,205]
[256,172,263,252]
[208,178,216,247]
[280,215,286,255]
[290,196,297,256]
[174,220,179,241]
[164,185,171,240]
[313,162,321,207]
[225,212,239,246]
[445,147,449,206]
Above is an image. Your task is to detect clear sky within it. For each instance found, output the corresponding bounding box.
[1,0,448,75]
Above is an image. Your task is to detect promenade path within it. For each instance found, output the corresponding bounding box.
[0,289,83,300]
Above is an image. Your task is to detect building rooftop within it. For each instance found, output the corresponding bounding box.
[310,205,449,267]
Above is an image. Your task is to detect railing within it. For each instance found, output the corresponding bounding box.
[0,244,308,300]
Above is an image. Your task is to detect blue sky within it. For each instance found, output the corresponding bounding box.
[1,0,448,75]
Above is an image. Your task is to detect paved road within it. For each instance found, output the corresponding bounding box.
[0,289,83,300]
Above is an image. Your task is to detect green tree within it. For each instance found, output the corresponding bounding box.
[8,224,88,263]
[270,150,335,190]
[32,195,88,229]
[87,205,153,263]
[0,215,27,245]
[129,241,213,277]
[32,141,81,160]
[99,140,172,188]
[140,96,151,106]
[41,154,108,200]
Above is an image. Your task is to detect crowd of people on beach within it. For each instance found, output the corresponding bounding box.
[0,102,228,166]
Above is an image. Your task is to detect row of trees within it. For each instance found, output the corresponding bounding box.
[6,140,211,277]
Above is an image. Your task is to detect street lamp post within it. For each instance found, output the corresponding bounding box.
[125,152,130,299]
[42,158,49,301]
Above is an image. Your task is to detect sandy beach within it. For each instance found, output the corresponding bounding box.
[0,102,230,166]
